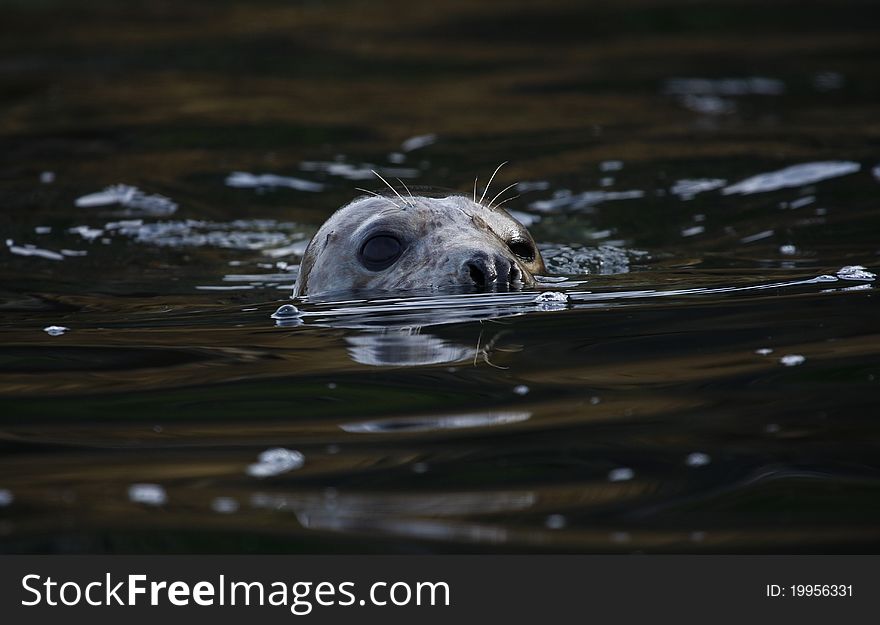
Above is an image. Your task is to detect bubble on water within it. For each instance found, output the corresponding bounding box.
[681,225,704,237]
[327,382,337,390]
[40,171,55,184]
[271,304,300,319]
[34,226,52,234]
[690,531,706,543]
[837,265,875,281]
[780,354,805,367]
[128,483,166,506]
[411,462,429,474]
[779,244,797,255]
[765,423,781,434]
[271,304,303,327]
[686,452,711,467]
[246,448,305,477]
[0,489,13,506]
[755,348,773,356]
[513,384,530,396]
[873,164,880,182]
[590,396,601,405]
[43,325,69,336]
[211,497,240,514]
[608,467,635,482]
[545,514,567,530]
[225,172,324,192]
[723,161,860,196]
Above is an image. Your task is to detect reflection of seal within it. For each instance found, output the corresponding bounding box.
[293,193,545,299]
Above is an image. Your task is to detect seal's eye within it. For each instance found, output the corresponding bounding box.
[359,234,403,270]
[508,239,535,262]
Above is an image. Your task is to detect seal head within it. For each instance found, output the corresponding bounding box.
[293,194,545,298]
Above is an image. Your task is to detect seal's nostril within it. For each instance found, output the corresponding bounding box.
[467,262,487,287]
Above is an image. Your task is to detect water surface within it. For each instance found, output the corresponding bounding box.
[1,0,879,553]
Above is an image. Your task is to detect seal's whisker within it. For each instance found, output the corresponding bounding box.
[479,161,508,205]
[487,182,519,209]
[473,325,484,367]
[396,177,415,203]
[355,186,402,209]
[492,194,521,210]
[473,176,479,204]
[371,169,410,207]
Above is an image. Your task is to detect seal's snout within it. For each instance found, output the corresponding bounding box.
[464,252,523,289]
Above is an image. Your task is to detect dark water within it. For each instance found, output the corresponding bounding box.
[2,0,879,553]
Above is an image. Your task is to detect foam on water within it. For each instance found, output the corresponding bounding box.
[529,189,644,212]
[300,160,419,180]
[225,171,325,192]
[664,77,786,96]
[541,244,642,275]
[671,178,727,200]
[837,265,876,281]
[340,411,530,434]
[246,448,305,477]
[128,483,167,506]
[75,184,178,216]
[723,161,861,195]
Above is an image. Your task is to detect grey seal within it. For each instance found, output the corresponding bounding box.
[293,187,545,299]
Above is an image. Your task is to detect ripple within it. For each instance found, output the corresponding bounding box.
[664,76,785,96]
